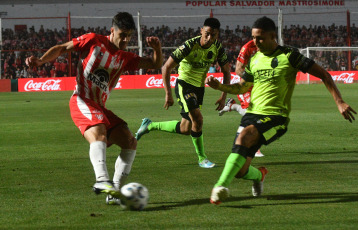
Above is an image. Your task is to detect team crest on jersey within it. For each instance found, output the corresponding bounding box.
[95,114,104,120]
[271,58,278,68]
[207,51,213,59]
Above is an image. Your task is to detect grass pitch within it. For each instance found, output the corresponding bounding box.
[1,84,358,229]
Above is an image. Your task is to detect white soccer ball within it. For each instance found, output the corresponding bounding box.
[120,182,149,211]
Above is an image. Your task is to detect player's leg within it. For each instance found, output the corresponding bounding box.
[108,123,137,191]
[69,95,117,196]
[84,124,118,196]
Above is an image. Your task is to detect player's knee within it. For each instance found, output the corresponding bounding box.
[128,136,137,149]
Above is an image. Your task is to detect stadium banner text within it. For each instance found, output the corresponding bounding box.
[185,0,345,7]
[17,71,358,92]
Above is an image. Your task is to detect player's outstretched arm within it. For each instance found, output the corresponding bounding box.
[307,63,356,122]
[161,56,177,110]
[138,37,163,70]
[25,41,74,68]
[205,76,253,95]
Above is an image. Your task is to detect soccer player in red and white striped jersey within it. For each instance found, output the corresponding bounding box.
[26,12,163,204]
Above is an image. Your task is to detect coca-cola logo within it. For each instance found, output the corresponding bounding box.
[146,75,178,88]
[24,79,62,91]
[331,73,355,84]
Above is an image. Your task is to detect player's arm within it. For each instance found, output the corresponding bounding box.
[214,62,231,110]
[26,41,74,67]
[206,76,252,95]
[235,61,245,77]
[307,63,356,122]
[138,37,163,70]
[161,56,178,110]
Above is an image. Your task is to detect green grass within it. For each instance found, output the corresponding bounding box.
[1,84,358,229]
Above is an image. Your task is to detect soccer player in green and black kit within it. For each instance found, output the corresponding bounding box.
[135,18,231,168]
[206,16,356,204]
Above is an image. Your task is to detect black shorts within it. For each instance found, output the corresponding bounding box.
[175,79,205,120]
[240,113,289,145]
[233,113,289,158]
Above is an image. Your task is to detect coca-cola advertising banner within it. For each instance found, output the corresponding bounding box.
[18,71,358,92]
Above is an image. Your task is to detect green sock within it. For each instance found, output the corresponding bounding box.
[148,121,179,133]
[214,153,246,187]
[191,133,207,162]
[242,166,262,181]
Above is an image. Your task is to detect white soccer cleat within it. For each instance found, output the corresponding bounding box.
[106,195,121,205]
[252,167,268,197]
[93,181,121,197]
[210,186,229,205]
[219,98,236,116]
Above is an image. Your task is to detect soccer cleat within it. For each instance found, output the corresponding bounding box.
[252,167,268,197]
[106,195,121,205]
[135,118,152,140]
[93,181,121,197]
[210,186,229,205]
[219,98,236,116]
[255,149,264,157]
[199,159,216,168]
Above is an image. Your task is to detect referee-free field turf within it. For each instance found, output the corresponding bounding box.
[1,84,357,229]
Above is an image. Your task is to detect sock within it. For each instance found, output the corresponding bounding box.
[89,141,110,182]
[231,104,246,116]
[113,149,136,190]
[214,153,246,187]
[242,166,262,181]
[148,121,180,133]
[191,131,207,162]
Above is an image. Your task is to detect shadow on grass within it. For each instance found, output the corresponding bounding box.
[145,192,358,211]
[264,159,358,166]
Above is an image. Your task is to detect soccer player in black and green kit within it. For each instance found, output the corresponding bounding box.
[135,18,231,168]
[206,17,356,204]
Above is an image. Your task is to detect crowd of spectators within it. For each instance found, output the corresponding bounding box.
[1,22,358,79]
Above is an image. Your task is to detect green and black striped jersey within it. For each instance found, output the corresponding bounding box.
[171,36,228,87]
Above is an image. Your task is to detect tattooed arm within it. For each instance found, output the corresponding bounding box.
[205,76,253,95]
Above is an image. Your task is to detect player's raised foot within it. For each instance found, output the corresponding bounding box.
[210,186,229,205]
[93,181,120,197]
[135,118,152,140]
[106,195,121,205]
[219,98,236,116]
[255,149,264,157]
[199,159,216,168]
[252,167,268,197]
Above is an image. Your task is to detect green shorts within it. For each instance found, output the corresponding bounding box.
[175,79,205,120]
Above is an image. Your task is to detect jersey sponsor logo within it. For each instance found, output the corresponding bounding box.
[87,68,110,92]
[256,69,275,83]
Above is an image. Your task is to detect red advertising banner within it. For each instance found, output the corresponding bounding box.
[296,71,358,84]
[17,71,358,92]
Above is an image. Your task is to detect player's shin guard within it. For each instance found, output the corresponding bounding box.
[89,141,110,182]
[191,131,207,162]
[113,149,136,190]
[148,121,180,133]
[215,153,246,187]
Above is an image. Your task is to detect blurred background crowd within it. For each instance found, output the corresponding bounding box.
[1,22,358,79]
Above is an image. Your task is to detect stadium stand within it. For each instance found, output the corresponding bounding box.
[1,23,358,79]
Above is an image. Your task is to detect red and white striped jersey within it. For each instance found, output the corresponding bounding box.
[236,40,257,108]
[236,40,257,65]
[72,33,140,107]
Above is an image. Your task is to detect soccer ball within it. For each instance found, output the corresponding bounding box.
[120,182,149,211]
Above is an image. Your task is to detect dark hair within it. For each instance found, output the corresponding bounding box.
[252,16,276,32]
[203,17,221,30]
[112,12,136,30]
